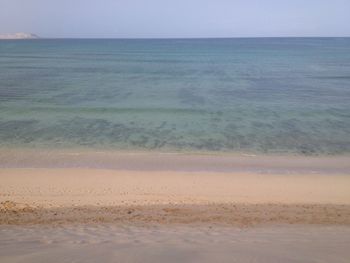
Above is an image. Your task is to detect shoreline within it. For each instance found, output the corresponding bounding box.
[1,148,350,174]
[3,146,350,157]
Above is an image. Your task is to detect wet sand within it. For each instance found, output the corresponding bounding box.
[1,224,350,263]
[1,148,350,174]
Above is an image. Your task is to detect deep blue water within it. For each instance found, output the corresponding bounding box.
[0,38,350,154]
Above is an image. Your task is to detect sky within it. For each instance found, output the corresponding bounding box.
[0,0,349,38]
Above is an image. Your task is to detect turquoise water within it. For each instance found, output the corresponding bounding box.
[0,38,350,155]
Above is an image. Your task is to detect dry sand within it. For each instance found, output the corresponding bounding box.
[1,154,350,262]
[1,168,350,225]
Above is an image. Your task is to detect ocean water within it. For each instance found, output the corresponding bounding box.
[0,38,349,155]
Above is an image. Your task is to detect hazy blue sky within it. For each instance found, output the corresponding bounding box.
[0,0,349,38]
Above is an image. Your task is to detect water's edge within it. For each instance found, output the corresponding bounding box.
[1,147,349,174]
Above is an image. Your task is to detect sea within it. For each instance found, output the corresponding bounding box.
[0,38,349,155]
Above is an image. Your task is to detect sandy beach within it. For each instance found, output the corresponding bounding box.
[1,3,350,260]
[1,153,350,262]
[1,167,350,225]
[1,151,350,225]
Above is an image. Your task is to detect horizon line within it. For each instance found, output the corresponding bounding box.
[3,36,350,40]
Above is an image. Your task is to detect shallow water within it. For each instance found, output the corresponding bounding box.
[0,38,350,154]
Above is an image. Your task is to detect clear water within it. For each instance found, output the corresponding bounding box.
[0,38,350,155]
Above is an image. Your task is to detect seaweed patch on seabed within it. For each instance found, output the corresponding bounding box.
[178,88,206,106]
[0,120,39,143]
[54,117,135,146]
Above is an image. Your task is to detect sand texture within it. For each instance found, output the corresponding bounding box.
[1,168,350,225]
[1,224,350,263]
[1,155,350,263]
